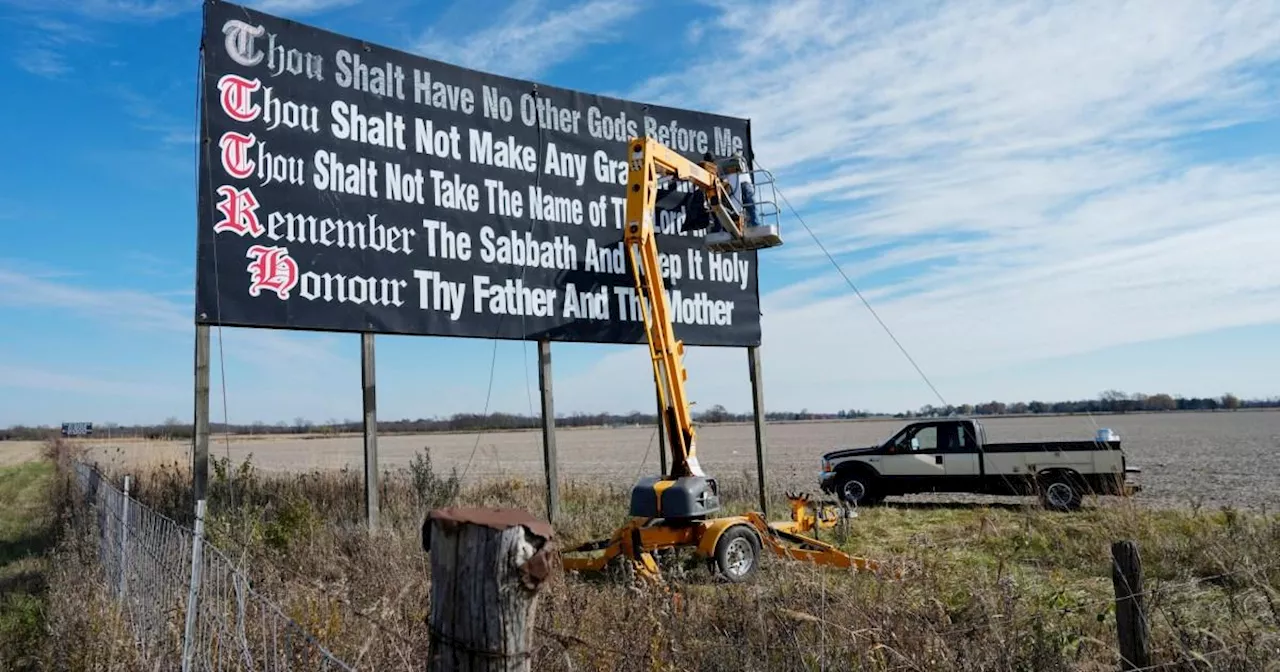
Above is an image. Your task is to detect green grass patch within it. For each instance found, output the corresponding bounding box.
[0,459,56,671]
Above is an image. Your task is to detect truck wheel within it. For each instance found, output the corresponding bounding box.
[712,526,760,583]
[1040,474,1083,511]
[836,473,880,507]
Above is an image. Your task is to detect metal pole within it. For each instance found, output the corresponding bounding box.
[747,346,769,517]
[192,324,210,503]
[537,340,559,523]
[181,498,207,672]
[119,475,131,599]
[361,333,379,530]
[655,388,668,475]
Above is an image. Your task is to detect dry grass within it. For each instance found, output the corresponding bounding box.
[24,441,1278,672]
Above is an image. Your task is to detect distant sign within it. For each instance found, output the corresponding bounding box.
[195,0,761,347]
[61,422,93,437]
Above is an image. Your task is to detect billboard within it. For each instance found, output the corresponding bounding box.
[62,422,93,437]
[195,0,762,347]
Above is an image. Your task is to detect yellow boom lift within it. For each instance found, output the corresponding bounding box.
[559,137,881,582]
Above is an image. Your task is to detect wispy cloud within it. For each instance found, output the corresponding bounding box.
[108,84,197,148]
[0,363,178,398]
[554,0,1280,413]
[245,0,362,14]
[0,265,345,370]
[11,17,95,77]
[15,48,70,76]
[0,267,188,331]
[120,251,193,280]
[413,0,642,79]
[1,0,192,22]
[7,0,364,20]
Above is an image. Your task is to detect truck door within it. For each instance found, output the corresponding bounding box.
[941,423,981,489]
[879,423,946,482]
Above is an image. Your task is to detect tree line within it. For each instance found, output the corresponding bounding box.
[2,391,1274,442]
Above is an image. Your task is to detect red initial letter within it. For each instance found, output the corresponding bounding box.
[217,74,261,122]
[219,131,256,179]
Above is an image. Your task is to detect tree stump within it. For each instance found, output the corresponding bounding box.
[423,507,557,672]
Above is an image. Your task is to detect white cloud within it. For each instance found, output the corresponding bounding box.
[5,0,353,81]
[0,363,178,398]
[1,0,192,21]
[552,0,1280,413]
[10,17,96,78]
[412,0,642,79]
[0,264,346,372]
[3,0,360,23]
[0,267,188,331]
[15,48,71,77]
[245,0,361,15]
[108,84,198,149]
[0,261,363,425]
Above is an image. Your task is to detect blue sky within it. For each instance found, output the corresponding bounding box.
[2,0,1279,428]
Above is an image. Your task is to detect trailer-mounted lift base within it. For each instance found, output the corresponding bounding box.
[560,492,892,584]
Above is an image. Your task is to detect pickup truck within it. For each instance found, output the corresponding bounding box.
[818,418,1141,511]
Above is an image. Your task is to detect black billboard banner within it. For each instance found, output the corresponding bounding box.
[61,422,93,437]
[195,0,761,347]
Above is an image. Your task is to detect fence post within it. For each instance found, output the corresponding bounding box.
[119,475,131,599]
[182,499,208,672]
[1111,540,1151,671]
[422,507,557,672]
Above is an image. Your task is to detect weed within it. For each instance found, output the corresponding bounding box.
[407,447,461,509]
[0,591,45,670]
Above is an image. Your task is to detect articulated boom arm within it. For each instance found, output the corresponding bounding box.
[559,138,888,584]
[622,136,716,478]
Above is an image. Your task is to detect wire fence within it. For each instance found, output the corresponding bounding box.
[73,461,355,671]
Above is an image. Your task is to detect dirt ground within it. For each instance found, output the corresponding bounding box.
[5,409,1278,510]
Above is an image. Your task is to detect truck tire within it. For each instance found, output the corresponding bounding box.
[712,525,761,583]
[1039,472,1083,511]
[835,472,881,507]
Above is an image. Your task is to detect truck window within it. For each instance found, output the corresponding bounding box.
[939,424,966,452]
[912,426,938,451]
[934,423,979,452]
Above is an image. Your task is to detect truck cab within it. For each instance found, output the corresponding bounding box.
[818,418,1140,510]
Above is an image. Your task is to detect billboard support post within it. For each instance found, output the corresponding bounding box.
[538,340,559,523]
[748,345,768,517]
[193,324,210,504]
[362,333,379,530]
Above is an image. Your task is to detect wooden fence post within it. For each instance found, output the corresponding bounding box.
[1111,540,1151,671]
[423,507,557,672]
